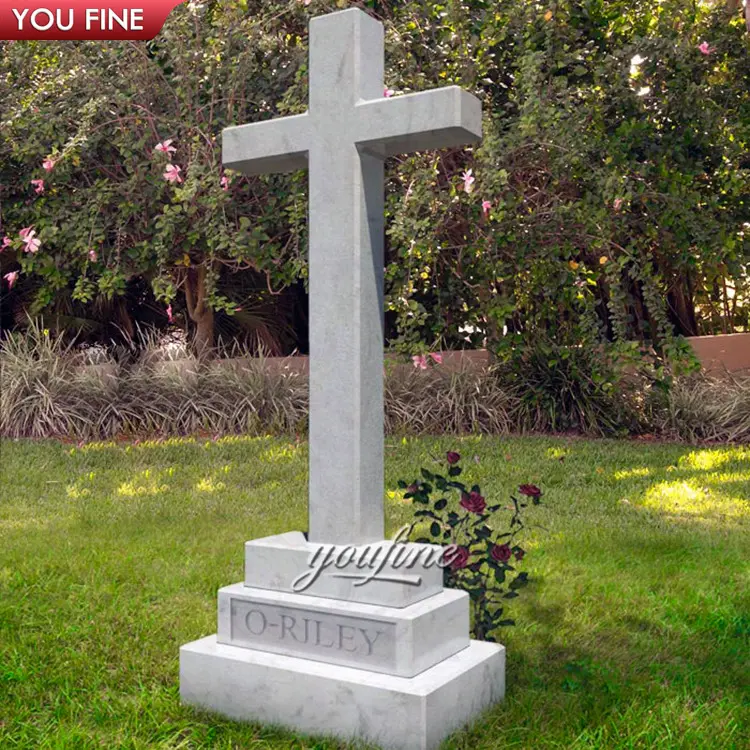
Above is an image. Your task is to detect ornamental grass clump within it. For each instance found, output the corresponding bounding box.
[0,321,118,439]
[385,363,521,435]
[400,450,542,642]
[665,373,750,443]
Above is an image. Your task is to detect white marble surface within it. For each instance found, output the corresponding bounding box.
[222,7,481,546]
[245,532,445,607]
[180,635,504,750]
[217,583,468,677]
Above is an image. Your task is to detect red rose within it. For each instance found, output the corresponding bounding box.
[514,548,525,561]
[460,490,486,514]
[446,451,461,465]
[491,544,512,563]
[518,484,542,498]
[406,483,419,494]
[446,545,470,570]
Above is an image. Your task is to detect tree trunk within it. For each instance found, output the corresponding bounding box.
[667,273,698,337]
[184,265,215,359]
[193,306,214,358]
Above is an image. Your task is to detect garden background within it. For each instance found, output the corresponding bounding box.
[1,0,749,442]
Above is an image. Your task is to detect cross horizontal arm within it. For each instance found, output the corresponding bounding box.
[354,86,482,158]
[222,113,311,176]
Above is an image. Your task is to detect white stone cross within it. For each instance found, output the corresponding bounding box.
[223,8,481,545]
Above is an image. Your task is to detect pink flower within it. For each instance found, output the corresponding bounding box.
[42,158,56,172]
[698,41,714,55]
[482,199,491,216]
[88,249,97,262]
[384,87,395,98]
[155,139,177,155]
[31,179,45,194]
[446,451,461,465]
[462,169,475,194]
[1,236,11,251]
[164,164,182,184]
[221,175,231,191]
[4,270,19,289]
[166,304,174,323]
[429,352,443,364]
[20,228,40,254]
[412,354,428,370]
[25,237,41,254]
[613,198,624,211]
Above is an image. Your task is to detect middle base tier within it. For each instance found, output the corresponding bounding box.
[217,582,469,677]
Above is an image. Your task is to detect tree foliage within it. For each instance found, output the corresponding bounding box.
[1,1,309,353]
[1,0,748,359]
[379,0,750,358]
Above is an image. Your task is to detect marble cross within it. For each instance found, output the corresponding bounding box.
[223,8,481,545]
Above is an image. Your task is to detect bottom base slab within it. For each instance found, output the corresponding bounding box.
[180,635,505,750]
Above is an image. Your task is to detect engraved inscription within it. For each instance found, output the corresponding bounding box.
[229,598,396,668]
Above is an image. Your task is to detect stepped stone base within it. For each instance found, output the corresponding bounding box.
[180,635,505,750]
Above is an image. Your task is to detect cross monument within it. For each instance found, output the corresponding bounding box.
[181,11,505,749]
[223,8,481,544]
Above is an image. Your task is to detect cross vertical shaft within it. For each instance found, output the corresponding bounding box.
[307,11,386,544]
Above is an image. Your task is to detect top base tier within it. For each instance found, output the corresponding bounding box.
[245,531,445,608]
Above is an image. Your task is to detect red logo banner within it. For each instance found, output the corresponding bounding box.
[0,1,186,40]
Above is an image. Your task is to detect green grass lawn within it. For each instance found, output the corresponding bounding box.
[1,435,748,749]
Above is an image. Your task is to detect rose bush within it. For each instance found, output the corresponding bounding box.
[399,450,543,641]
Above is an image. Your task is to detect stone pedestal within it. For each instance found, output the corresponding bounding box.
[180,533,505,749]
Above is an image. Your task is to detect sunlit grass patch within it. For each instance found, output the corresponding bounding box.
[639,479,748,526]
[116,468,172,498]
[613,466,651,479]
[259,442,303,463]
[678,446,750,472]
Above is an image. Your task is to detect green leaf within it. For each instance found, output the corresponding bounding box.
[448,466,462,477]
[434,498,448,510]
[429,521,441,537]
[414,509,437,519]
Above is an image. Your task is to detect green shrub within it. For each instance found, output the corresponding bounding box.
[400,450,540,640]
[494,338,654,436]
